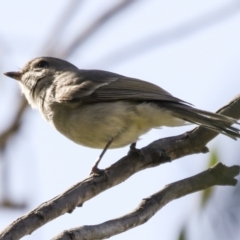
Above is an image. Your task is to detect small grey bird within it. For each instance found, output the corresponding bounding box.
[4,57,240,173]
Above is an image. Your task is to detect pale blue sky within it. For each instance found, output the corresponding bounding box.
[1,1,240,239]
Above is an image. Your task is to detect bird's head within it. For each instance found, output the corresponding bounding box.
[4,57,78,108]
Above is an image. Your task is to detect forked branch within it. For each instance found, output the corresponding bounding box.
[0,95,240,240]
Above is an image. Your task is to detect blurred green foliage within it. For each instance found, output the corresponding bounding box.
[200,150,219,208]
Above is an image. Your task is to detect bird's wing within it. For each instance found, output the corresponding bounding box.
[54,70,240,139]
[55,70,189,105]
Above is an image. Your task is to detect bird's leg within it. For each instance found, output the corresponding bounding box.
[90,138,113,175]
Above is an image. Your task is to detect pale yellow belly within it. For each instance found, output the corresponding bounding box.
[50,101,186,149]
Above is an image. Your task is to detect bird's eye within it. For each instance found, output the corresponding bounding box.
[36,60,49,69]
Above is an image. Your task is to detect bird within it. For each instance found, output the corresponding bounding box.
[4,57,240,174]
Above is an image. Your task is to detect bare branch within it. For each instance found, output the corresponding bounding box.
[40,0,83,55]
[0,97,28,151]
[93,1,240,67]
[58,0,136,58]
[53,163,240,240]
[0,95,239,240]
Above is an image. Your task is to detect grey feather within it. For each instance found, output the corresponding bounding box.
[56,70,240,139]
[5,57,240,144]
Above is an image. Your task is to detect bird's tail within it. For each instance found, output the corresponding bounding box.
[160,102,240,139]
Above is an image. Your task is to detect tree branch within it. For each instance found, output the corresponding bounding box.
[94,1,240,68]
[0,97,28,151]
[0,95,239,240]
[58,0,136,58]
[53,163,240,240]
[40,0,83,55]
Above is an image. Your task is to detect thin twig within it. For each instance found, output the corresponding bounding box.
[40,0,83,55]
[92,1,240,68]
[58,0,136,58]
[0,97,28,151]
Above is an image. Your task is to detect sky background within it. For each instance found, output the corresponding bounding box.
[0,1,240,239]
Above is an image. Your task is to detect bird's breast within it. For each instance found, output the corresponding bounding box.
[47,101,186,149]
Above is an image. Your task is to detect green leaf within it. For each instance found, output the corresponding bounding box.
[178,226,187,240]
[200,150,220,208]
[208,150,219,167]
[200,186,214,208]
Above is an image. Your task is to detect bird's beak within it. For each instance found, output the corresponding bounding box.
[4,71,22,81]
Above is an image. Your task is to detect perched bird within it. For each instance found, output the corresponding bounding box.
[4,57,240,173]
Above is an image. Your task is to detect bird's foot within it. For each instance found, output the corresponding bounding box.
[90,166,105,176]
[90,157,105,176]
